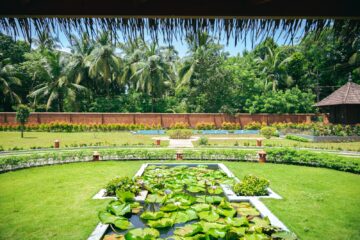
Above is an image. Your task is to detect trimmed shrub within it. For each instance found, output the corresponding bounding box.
[260,126,276,139]
[221,122,240,130]
[167,129,192,139]
[285,135,310,142]
[233,175,270,196]
[199,137,209,145]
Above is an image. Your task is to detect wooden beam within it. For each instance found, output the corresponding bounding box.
[1,0,359,18]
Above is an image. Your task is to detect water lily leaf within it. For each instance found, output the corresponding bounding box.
[218,199,233,209]
[227,227,246,238]
[98,211,126,224]
[187,185,205,193]
[207,186,223,195]
[107,202,132,216]
[216,207,236,217]
[125,228,160,240]
[249,217,271,232]
[236,207,260,217]
[196,195,223,204]
[185,209,198,221]
[147,218,174,228]
[140,211,165,220]
[271,231,298,240]
[116,191,135,203]
[146,194,165,203]
[174,223,203,237]
[114,219,133,230]
[198,210,220,222]
[225,217,249,227]
[191,203,211,212]
[167,193,196,206]
[199,221,228,232]
[171,211,190,224]
[208,228,227,238]
[241,233,270,240]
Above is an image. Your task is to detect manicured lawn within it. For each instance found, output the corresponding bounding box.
[195,136,360,151]
[0,161,359,240]
[0,132,168,150]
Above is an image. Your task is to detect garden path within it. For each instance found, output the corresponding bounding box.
[168,139,194,148]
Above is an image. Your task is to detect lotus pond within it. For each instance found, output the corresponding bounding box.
[98,165,296,239]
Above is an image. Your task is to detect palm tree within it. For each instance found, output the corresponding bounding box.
[66,33,94,87]
[178,32,219,87]
[255,47,294,91]
[28,51,87,111]
[85,32,121,96]
[33,30,61,51]
[0,57,22,106]
[130,41,176,111]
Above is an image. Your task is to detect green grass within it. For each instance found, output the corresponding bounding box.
[0,161,359,240]
[196,137,360,151]
[0,132,168,150]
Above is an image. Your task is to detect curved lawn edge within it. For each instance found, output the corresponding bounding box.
[0,148,359,174]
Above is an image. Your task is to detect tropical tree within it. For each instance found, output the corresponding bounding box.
[0,57,22,107]
[27,50,87,111]
[85,32,121,96]
[255,46,295,91]
[32,30,60,51]
[15,104,31,138]
[130,41,176,111]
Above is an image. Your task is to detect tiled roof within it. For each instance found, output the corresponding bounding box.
[315,82,360,107]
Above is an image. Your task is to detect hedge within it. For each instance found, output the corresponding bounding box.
[0,148,359,174]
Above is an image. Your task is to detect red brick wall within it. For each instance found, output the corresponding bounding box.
[0,112,320,127]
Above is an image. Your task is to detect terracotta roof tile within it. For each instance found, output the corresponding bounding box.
[315,82,360,107]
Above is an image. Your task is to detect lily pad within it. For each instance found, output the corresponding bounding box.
[98,211,124,224]
[208,228,227,238]
[216,207,236,217]
[174,223,203,237]
[114,219,133,230]
[199,221,228,232]
[146,194,165,203]
[225,217,249,227]
[116,191,135,203]
[125,228,160,240]
[198,210,220,222]
[140,211,165,220]
[191,203,211,212]
[107,201,132,216]
[147,218,175,228]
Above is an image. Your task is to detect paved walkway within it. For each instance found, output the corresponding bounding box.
[168,139,194,148]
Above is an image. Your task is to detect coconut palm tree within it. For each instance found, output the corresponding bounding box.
[28,51,87,111]
[0,57,22,106]
[85,32,121,95]
[130,41,176,111]
[33,30,61,51]
[255,47,294,91]
[66,33,95,87]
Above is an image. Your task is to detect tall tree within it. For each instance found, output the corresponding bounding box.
[0,57,22,109]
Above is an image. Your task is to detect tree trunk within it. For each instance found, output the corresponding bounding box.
[21,124,24,138]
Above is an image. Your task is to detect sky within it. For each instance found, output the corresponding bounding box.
[55,28,304,57]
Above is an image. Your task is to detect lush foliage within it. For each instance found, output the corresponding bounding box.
[285,135,310,142]
[15,104,30,137]
[198,136,209,146]
[167,129,193,139]
[1,148,359,174]
[233,175,270,196]
[260,126,277,139]
[1,27,358,113]
[105,176,141,196]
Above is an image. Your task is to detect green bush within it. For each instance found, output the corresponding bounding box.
[167,129,192,139]
[195,122,216,130]
[198,137,209,145]
[233,175,270,196]
[260,126,276,139]
[285,135,310,142]
[244,122,266,130]
[105,176,140,196]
